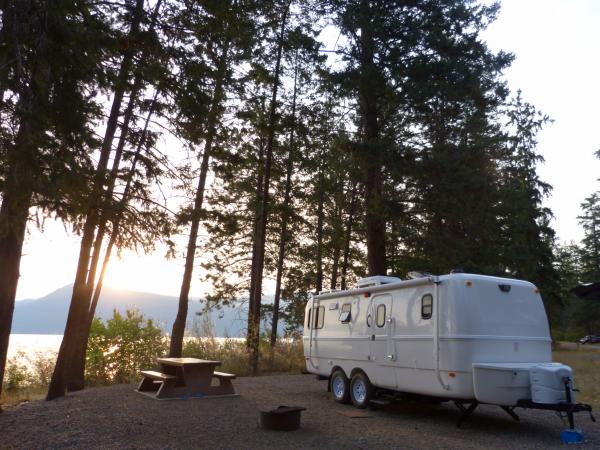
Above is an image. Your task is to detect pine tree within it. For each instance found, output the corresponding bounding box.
[47,0,176,399]
[497,93,561,324]
[329,0,512,277]
[579,192,600,282]
[0,0,109,399]
[169,0,257,358]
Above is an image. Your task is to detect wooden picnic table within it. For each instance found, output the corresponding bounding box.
[137,357,237,400]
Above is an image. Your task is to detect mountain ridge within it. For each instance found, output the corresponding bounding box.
[11,284,271,337]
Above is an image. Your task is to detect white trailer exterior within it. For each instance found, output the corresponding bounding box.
[303,273,574,408]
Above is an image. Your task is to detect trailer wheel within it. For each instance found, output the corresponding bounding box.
[330,370,350,404]
[350,372,373,408]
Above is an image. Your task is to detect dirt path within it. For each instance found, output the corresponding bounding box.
[0,374,598,449]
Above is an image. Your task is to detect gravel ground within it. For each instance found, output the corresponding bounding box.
[0,374,598,449]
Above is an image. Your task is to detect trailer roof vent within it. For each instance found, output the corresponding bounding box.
[357,276,402,288]
[406,271,433,280]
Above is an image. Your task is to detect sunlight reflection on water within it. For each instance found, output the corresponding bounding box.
[8,334,63,359]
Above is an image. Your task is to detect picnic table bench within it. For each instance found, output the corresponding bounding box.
[137,357,238,400]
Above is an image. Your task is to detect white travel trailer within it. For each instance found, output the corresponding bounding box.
[303,273,594,438]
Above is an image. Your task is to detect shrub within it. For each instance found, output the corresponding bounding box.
[86,309,168,385]
[182,335,305,376]
[3,352,33,392]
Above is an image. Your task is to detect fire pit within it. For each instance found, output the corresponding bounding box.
[259,406,307,431]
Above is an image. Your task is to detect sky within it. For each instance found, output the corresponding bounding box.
[14,0,600,301]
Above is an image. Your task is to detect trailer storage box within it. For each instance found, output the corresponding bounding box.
[472,363,535,405]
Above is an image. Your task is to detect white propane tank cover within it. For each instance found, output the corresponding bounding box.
[356,276,402,288]
[530,363,574,404]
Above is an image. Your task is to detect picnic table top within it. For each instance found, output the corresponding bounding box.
[157,357,222,367]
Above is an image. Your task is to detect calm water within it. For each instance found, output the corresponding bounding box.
[7,334,63,360]
[7,334,245,361]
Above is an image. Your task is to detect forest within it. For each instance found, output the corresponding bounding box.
[0,0,599,402]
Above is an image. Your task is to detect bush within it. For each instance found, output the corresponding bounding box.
[86,309,168,385]
[3,352,33,392]
[182,335,305,377]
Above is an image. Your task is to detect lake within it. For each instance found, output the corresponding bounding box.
[7,334,63,360]
[7,333,245,362]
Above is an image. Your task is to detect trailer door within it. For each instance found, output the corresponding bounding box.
[369,294,395,387]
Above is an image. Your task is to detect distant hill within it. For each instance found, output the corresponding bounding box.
[11,285,279,337]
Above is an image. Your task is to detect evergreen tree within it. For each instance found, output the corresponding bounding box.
[47,0,177,399]
[169,0,257,358]
[579,192,600,282]
[329,0,512,277]
[0,0,109,399]
[497,93,561,324]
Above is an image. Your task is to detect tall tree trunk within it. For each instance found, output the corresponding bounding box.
[330,227,341,290]
[46,0,146,401]
[68,93,160,391]
[66,87,160,391]
[340,182,357,290]
[66,0,164,391]
[0,0,13,99]
[0,2,49,400]
[247,2,290,375]
[89,92,158,321]
[315,151,325,294]
[329,178,344,290]
[246,100,267,350]
[359,0,386,276]
[169,38,231,358]
[270,49,299,347]
[0,123,35,401]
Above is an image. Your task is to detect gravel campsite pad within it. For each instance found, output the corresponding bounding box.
[1,374,598,449]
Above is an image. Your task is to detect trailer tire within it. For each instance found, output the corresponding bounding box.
[330,369,350,404]
[350,372,373,408]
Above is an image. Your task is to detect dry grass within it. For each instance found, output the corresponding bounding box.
[553,349,600,408]
[181,337,306,376]
[0,386,47,408]
[7,344,596,411]
[2,338,305,409]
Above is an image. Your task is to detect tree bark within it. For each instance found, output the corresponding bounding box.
[65,63,151,392]
[270,49,299,347]
[66,85,160,391]
[65,92,161,393]
[247,2,290,375]
[47,0,146,401]
[358,0,387,276]
[315,151,325,294]
[169,37,231,358]
[340,182,357,290]
[0,1,49,400]
[0,123,35,401]
[329,177,345,290]
[247,112,266,350]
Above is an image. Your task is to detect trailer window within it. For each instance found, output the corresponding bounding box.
[314,306,325,329]
[376,304,386,327]
[339,303,352,323]
[421,294,433,320]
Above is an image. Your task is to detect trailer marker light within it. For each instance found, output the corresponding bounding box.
[466,281,472,287]
[448,372,456,378]
[363,292,370,298]
[534,288,540,294]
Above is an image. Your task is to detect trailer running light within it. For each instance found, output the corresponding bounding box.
[466,281,473,287]
[448,372,456,378]
[534,288,540,294]
[363,292,370,298]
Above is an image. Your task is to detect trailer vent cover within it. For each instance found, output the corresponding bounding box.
[498,284,511,293]
[357,276,402,288]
